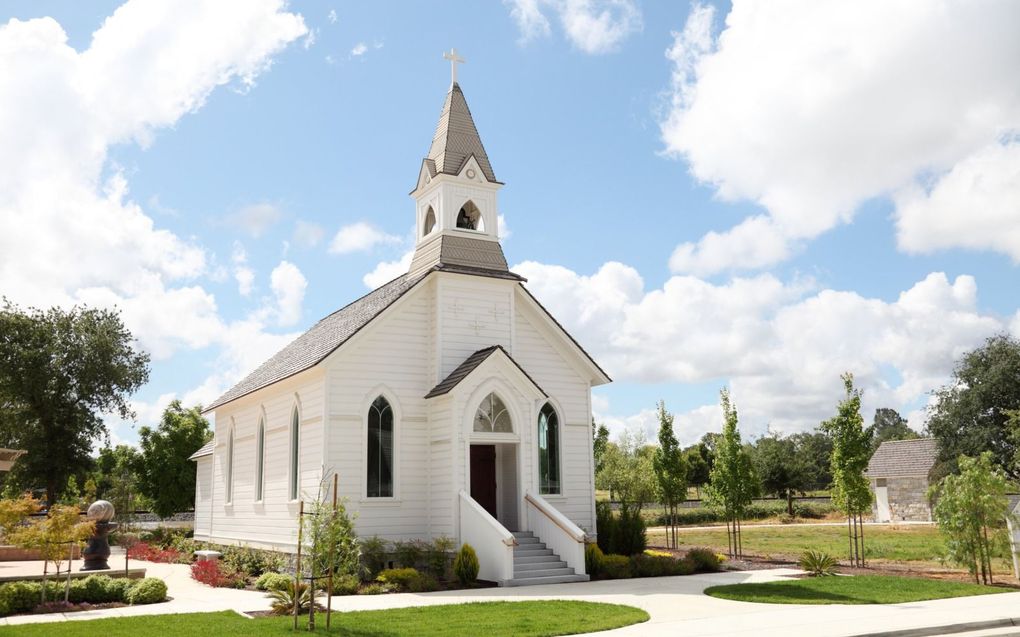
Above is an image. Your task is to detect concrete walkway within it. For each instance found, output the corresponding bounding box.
[2,560,1019,637]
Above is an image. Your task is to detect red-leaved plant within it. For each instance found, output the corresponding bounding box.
[129,542,181,564]
[191,559,228,587]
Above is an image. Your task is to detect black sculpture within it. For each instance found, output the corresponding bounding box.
[81,500,118,571]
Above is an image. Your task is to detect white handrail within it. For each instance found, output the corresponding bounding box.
[525,491,587,576]
[459,490,516,583]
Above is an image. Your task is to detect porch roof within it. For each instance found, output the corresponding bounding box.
[424,345,546,399]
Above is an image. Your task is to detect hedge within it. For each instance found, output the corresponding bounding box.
[0,575,166,616]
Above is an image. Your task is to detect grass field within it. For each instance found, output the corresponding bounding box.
[0,602,649,637]
[650,523,1012,574]
[704,574,1008,605]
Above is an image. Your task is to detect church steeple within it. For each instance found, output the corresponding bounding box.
[408,58,510,279]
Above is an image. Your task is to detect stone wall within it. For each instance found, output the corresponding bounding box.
[873,476,931,522]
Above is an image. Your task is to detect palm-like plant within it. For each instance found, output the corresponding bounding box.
[799,550,838,576]
[265,579,325,616]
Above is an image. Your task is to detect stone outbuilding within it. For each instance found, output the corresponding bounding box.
[866,438,938,522]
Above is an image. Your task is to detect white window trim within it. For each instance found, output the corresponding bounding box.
[254,412,266,503]
[288,402,301,503]
[224,422,235,506]
[362,386,401,501]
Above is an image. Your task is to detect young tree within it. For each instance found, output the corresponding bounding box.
[704,389,759,558]
[683,443,712,498]
[753,432,810,516]
[821,373,873,568]
[592,419,610,476]
[926,334,1020,479]
[652,401,688,549]
[871,408,918,452]
[930,453,1011,584]
[135,401,211,519]
[0,301,149,505]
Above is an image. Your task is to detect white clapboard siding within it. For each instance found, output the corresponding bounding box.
[438,277,513,379]
[208,371,325,551]
[194,457,212,537]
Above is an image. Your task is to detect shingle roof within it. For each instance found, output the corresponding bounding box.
[427,82,496,182]
[189,440,215,460]
[205,273,426,412]
[867,438,939,478]
[425,345,546,399]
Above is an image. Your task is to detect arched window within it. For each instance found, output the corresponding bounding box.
[538,403,560,495]
[456,201,482,230]
[255,417,265,501]
[473,393,512,433]
[423,206,436,236]
[367,396,394,497]
[289,407,300,501]
[225,427,234,504]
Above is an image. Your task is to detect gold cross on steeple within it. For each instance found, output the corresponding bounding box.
[443,48,465,84]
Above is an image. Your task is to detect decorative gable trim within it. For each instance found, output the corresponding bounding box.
[425,345,546,399]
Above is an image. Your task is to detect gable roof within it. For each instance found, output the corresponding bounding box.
[516,285,611,385]
[189,440,215,461]
[426,82,497,183]
[205,273,426,412]
[425,345,546,399]
[867,438,939,478]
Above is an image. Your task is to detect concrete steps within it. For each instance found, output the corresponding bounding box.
[506,531,589,587]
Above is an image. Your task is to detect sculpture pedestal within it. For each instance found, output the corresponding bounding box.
[80,521,118,571]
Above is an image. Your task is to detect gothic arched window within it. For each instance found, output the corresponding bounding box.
[473,393,512,433]
[456,201,482,230]
[225,427,234,504]
[423,206,436,236]
[289,407,300,501]
[367,396,394,497]
[255,417,265,502]
[538,403,560,495]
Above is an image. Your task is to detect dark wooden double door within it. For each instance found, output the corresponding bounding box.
[470,444,498,519]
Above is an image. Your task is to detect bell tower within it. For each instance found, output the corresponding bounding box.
[408,51,509,278]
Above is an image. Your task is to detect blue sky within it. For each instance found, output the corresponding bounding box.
[3,1,1018,447]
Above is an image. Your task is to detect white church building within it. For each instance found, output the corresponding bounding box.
[190,68,610,586]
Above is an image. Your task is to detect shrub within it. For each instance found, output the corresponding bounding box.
[266,580,323,616]
[427,536,455,579]
[597,503,646,556]
[360,536,389,578]
[393,540,426,569]
[331,574,360,595]
[129,542,181,564]
[0,581,41,616]
[376,567,437,593]
[255,572,292,592]
[453,544,479,586]
[222,546,286,578]
[595,501,615,555]
[302,491,361,582]
[585,543,605,577]
[601,554,633,579]
[358,582,396,595]
[686,547,722,573]
[630,553,667,577]
[799,550,838,576]
[190,559,243,588]
[125,578,167,605]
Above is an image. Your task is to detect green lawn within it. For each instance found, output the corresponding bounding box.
[704,574,1009,605]
[0,601,649,637]
[649,524,986,568]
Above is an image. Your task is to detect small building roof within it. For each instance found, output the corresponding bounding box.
[189,440,215,461]
[425,345,546,399]
[426,82,497,183]
[866,438,939,478]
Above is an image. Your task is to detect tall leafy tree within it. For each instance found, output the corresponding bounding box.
[705,389,759,558]
[652,401,687,549]
[926,334,1020,479]
[790,431,833,490]
[930,452,1011,584]
[753,431,810,516]
[0,301,149,505]
[871,407,918,453]
[821,373,873,567]
[93,444,144,515]
[682,443,712,497]
[592,418,610,477]
[135,401,211,518]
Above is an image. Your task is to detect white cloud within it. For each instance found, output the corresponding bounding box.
[329,221,402,254]
[292,220,325,248]
[328,9,338,24]
[505,0,641,54]
[363,250,413,289]
[227,202,283,238]
[303,28,317,50]
[269,260,307,327]
[350,42,367,57]
[498,214,511,240]
[661,1,1020,274]
[231,241,255,296]
[0,1,308,440]
[517,259,1004,444]
[896,139,1020,262]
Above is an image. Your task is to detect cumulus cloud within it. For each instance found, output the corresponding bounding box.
[231,242,255,296]
[661,1,1020,274]
[269,261,307,327]
[505,0,641,54]
[363,250,413,289]
[517,259,1004,444]
[350,42,367,57]
[0,1,308,439]
[329,221,402,254]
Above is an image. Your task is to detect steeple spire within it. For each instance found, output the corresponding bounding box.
[426,80,497,183]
